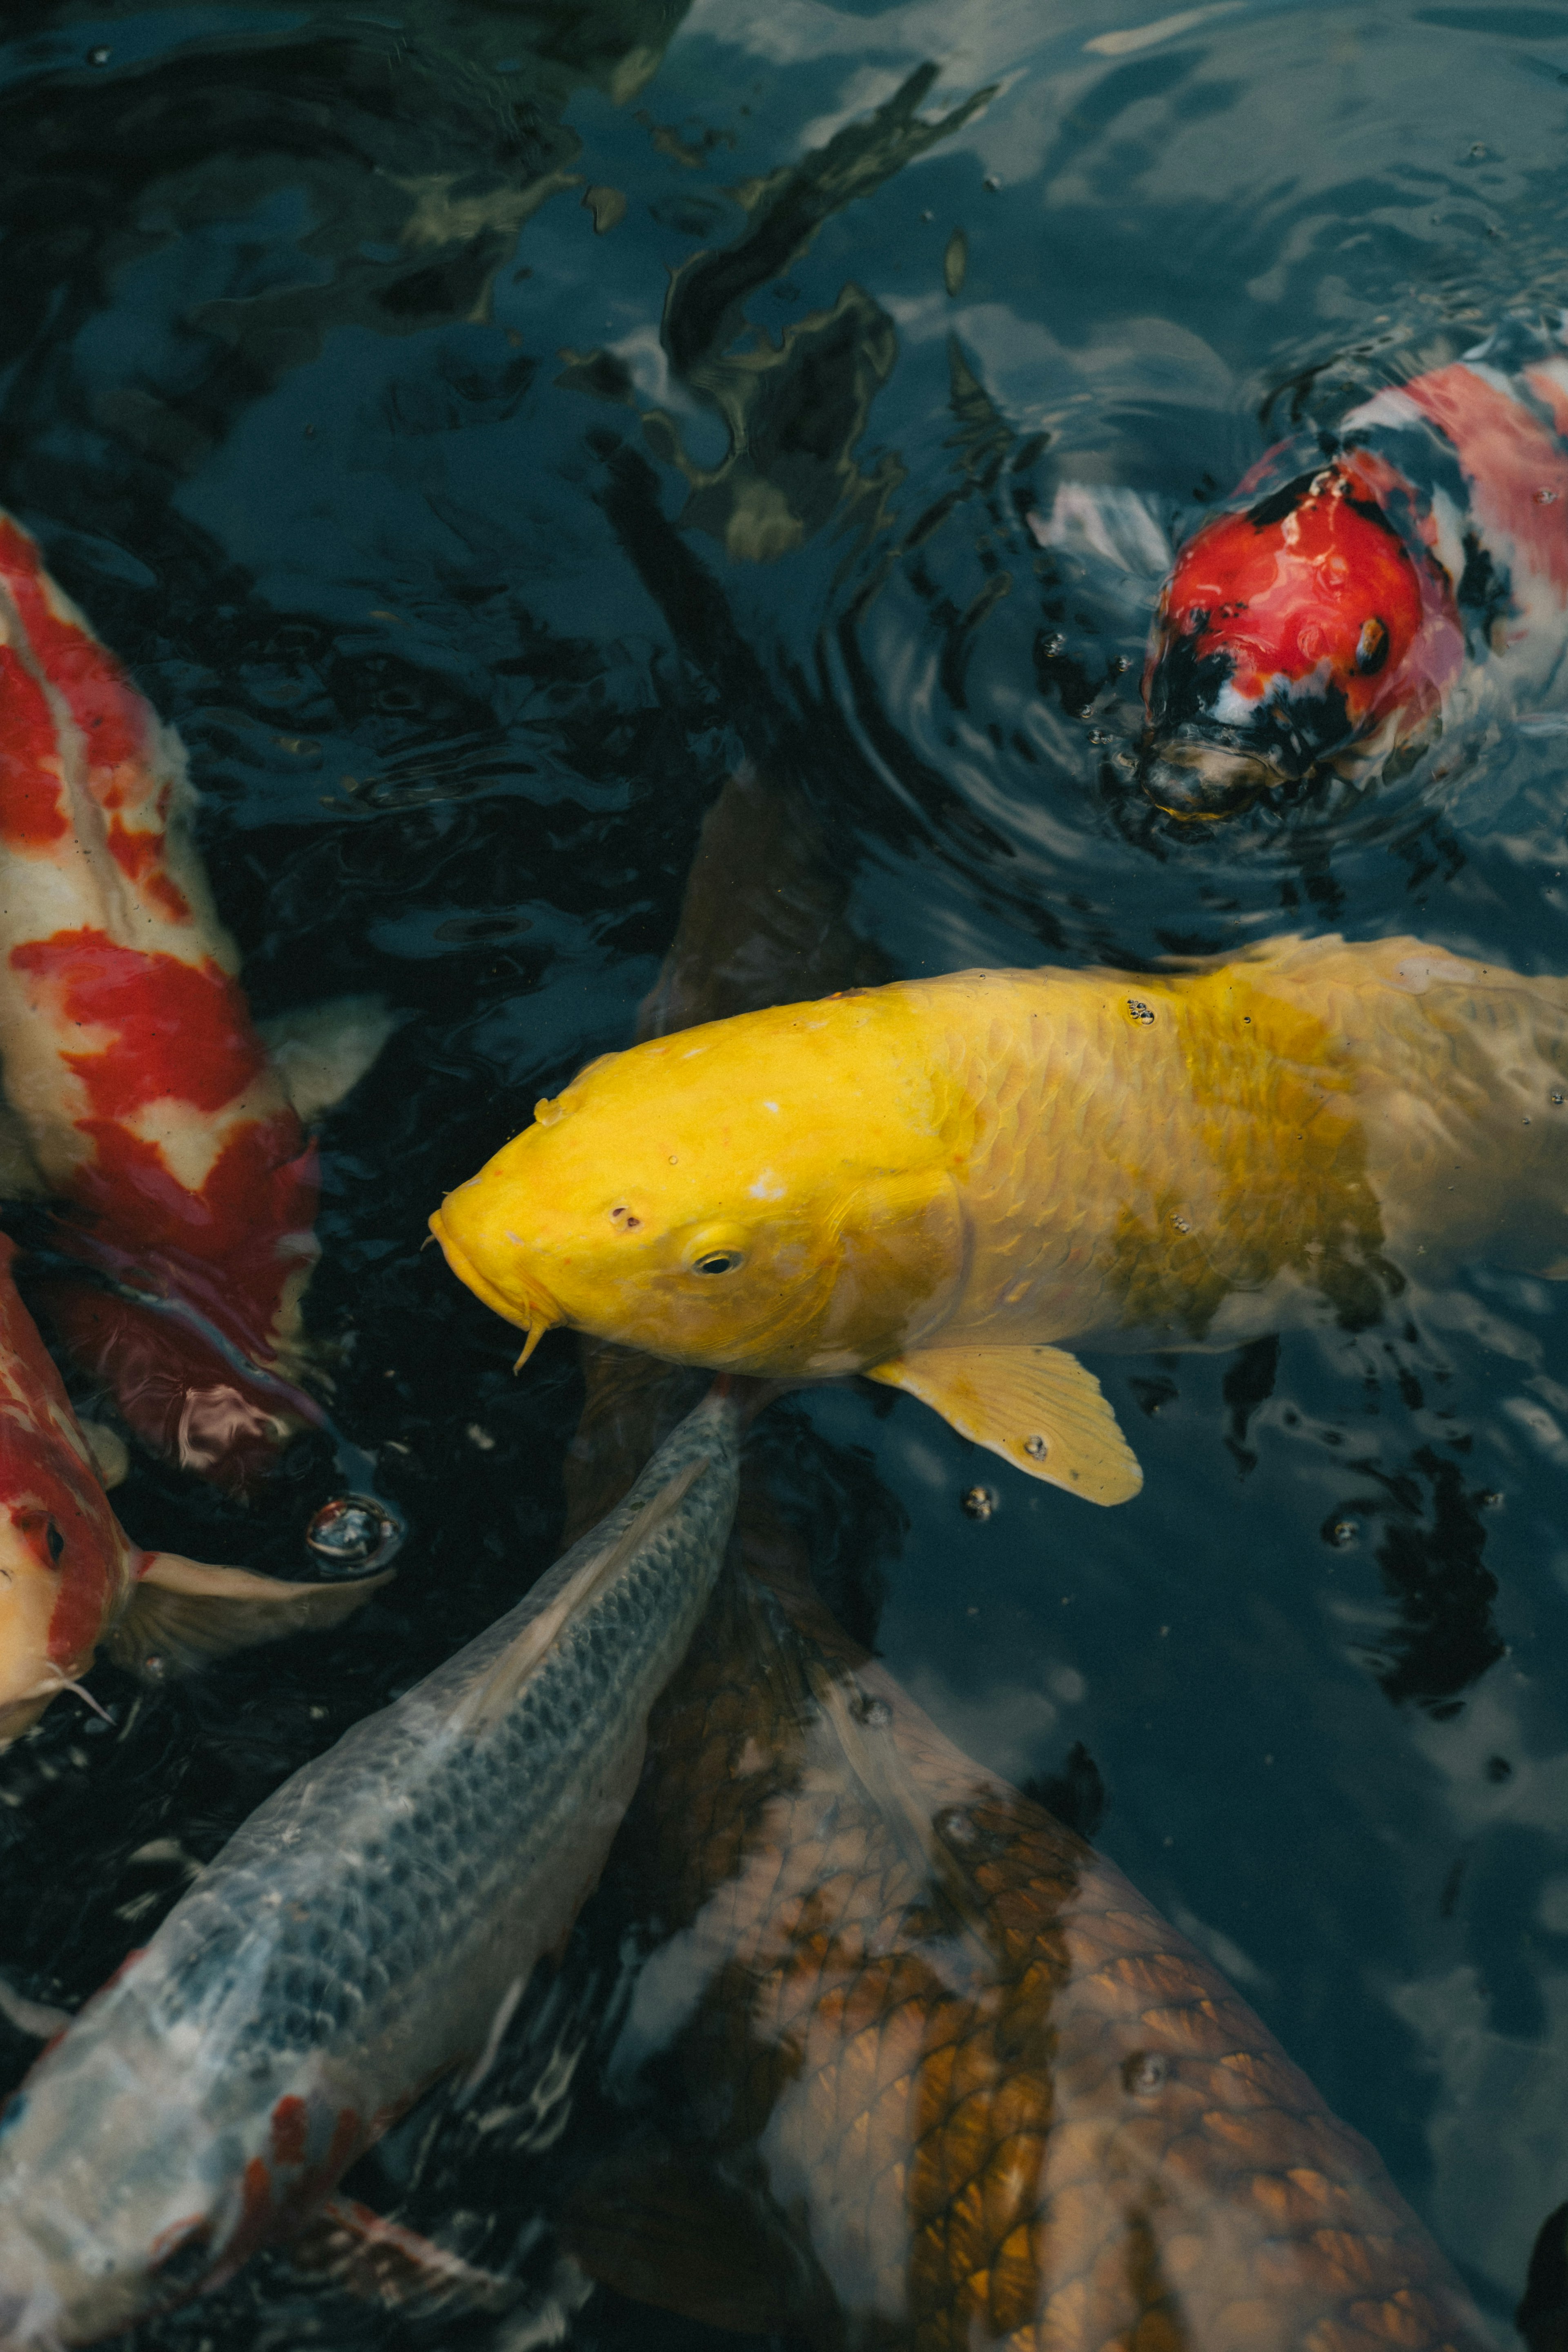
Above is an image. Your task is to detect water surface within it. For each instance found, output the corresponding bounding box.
[4,0,1568,2338]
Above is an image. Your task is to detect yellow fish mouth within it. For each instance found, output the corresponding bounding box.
[428,1211,562,1364]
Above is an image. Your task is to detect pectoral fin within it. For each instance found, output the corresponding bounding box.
[563,2135,815,2335]
[866,1344,1143,1506]
[289,2196,520,2314]
[107,1554,394,1680]
[258,996,400,1125]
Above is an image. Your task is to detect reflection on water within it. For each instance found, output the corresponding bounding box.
[2,0,1568,2339]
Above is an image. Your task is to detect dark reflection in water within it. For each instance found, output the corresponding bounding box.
[1,0,1568,2339]
[1328,1448,1507,1711]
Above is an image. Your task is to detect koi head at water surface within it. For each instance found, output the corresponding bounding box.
[1140,456,1459,815]
[430,998,964,1381]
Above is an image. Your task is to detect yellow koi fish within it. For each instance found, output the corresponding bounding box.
[432,934,1568,1505]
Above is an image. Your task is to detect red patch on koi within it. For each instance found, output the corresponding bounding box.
[9,932,265,1119]
[1406,363,1568,597]
[270,2095,310,2170]
[271,2102,367,2233]
[0,517,151,784]
[105,817,191,922]
[64,1109,316,1325]
[0,647,69,846]
[207,2154,278,2289]
[325,2106,364,2183]
[1158,480,1432,719]
[147,869,191,924]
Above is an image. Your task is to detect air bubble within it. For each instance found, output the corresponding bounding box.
[306,1495,403,1574]
[940,1808,976,1844]
[1123,2050,1169,2096]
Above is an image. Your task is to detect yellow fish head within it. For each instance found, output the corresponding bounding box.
[430,996,964,1378]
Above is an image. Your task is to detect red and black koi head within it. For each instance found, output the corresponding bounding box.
[1138,461,1444,816]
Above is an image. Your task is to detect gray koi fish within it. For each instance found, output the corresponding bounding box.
[0,1386,742,2347]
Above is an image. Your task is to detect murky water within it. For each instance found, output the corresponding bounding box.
[4,0,1568,2339]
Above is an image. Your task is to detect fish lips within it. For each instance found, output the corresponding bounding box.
[1137,733,1293,819]
[428,1210,561,1347]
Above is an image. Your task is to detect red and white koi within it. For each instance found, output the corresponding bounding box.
[0,518,387,1483]
[1139,314,1568,813]
[0,1234,386,1748]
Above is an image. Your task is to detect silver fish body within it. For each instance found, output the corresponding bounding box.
[0,1390,741,2348]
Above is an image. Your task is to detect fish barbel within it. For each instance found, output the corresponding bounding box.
[1140,314,1568,814]
[566,1541,1496,2351]
[0,518,390,1486]
[0,1388,740,2347]
[0,1230,384,1748]
[432,930,1568,1505]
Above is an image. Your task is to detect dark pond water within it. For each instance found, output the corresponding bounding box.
[4,0,1568,2340]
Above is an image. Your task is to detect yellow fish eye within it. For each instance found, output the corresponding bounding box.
[682,1224,751,1277]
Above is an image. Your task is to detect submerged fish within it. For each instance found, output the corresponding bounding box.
[0,519,391,1486]
[0,1231,387,1748]
[1140,315,1568,814]
[432,931,1568,1506]
[0,1388,740,2346]
[566,1542,1494,2350]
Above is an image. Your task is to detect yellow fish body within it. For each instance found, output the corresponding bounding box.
[431,935,1568,1505]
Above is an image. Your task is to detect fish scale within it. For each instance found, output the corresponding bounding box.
[0,1390,741,2348]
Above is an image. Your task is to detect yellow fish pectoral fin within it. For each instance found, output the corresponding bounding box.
[865,1345,1143,1507]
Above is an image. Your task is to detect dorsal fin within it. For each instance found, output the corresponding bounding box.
[451,1458,709,1735]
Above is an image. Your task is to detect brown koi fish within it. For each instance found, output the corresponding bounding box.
[565,1517,1495,2352]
